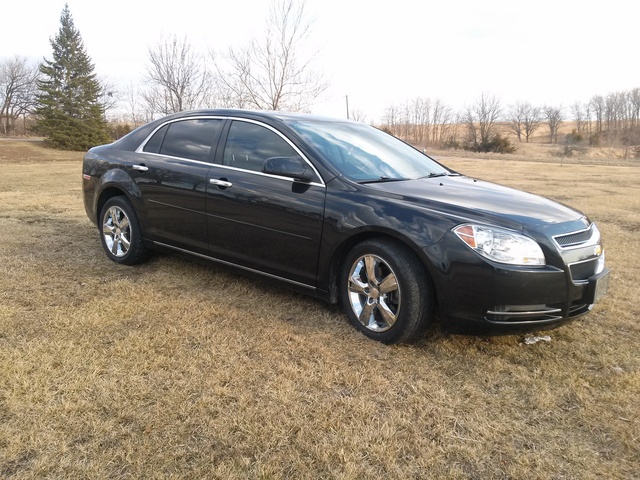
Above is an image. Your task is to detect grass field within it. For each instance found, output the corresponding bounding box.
[0,140,638,478]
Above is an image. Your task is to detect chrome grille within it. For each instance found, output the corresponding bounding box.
[554,225,595,248]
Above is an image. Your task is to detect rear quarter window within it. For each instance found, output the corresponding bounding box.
[142,124,168,154]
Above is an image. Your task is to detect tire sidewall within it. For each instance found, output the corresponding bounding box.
[99,196,145,265]
[340,239,431,344]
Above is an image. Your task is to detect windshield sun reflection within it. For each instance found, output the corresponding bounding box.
[287,120,452,183]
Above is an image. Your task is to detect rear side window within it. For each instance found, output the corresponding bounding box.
[223,121,301,173]
[144,119,223,162]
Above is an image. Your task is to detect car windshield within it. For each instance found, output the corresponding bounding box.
[286,119,451,183]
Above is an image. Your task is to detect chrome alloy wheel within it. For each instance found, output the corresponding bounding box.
[347,254,401,332]
[102,206,131,258]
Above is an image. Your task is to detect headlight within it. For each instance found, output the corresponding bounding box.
[453,224,545,265]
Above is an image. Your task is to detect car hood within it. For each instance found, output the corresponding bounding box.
[365,175,585,232]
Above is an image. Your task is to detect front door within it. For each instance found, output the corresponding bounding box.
[206,120,325,286]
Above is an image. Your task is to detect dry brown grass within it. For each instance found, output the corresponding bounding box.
[0,140,638,478]
[431,143,640,168]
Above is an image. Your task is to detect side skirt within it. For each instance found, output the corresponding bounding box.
[153,240,318,292]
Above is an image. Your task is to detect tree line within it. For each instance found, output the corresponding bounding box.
[380,90,640,153]
[1,1,639,153]
[0,1,326,149]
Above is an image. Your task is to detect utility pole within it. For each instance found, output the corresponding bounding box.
[345,95,349,119]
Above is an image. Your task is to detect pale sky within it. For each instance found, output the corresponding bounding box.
[2,0,639,122]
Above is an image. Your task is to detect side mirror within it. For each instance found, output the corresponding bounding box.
[262,156,313,182]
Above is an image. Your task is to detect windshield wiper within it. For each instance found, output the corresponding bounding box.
[358,176,406,184]
[420,172,458,179]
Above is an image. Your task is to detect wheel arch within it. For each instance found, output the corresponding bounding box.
[326,229,437,307]
[94,169,145,230]
[97,186,129,222]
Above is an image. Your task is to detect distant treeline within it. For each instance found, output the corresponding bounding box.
[379,88,640,151]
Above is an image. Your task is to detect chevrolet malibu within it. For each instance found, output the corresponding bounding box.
[82,109,610,343]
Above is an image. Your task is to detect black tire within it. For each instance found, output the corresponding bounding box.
[341,238,434,344]
[99,196,148,265]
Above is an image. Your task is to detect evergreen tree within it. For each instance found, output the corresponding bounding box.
[35,4,111,150]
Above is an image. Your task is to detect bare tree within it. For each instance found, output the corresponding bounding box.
[382,104,400,134]
[544,105,564,143]
[0,55,40,135]
[435,103,460,147]
[465,92,502,150]
[210,69,251,109]
[583,100,593,137]
[431,99,457,147]
[605,93,619,135]
[589,95,605,137]
[120,82,151,128]
[213,0,328,111]
[380,97,457,149]
[143,35,211,116]
[98,75,120,120]
[349,109,367,123]
[413,97,431,146]
[575,88,640,148]
[508,101,532,142]
[522,105,543,143]
[571,101,585,134]
[630,88,640,129]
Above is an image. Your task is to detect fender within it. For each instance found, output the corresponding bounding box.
[94,167,144,229]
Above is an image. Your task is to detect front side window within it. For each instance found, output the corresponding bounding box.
[144,118,223,162]
[223,121,302,173]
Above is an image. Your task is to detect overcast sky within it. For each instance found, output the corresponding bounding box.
[2,0,639,122]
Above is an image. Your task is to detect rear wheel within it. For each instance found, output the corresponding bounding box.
[99,196,148,265]
[341,238,433,344]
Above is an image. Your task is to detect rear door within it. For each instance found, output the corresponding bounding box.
[133,117,224,253]
[205,119,326,287]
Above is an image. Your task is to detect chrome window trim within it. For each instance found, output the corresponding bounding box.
[224,117,325,187]
[134,115,326,187]
[208,163,325,188]
[135,115,226,158]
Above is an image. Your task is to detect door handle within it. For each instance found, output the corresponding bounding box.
[209,178,233,188]
[132,164,149,172]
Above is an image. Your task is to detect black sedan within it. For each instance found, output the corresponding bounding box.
[82,109,610,343]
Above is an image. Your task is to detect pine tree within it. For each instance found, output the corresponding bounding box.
[35,4,111,150]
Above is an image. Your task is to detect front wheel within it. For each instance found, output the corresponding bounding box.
[341,239,434,344]
[99,196,148,265]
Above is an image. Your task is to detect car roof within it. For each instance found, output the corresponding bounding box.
[172,108,349,124]
[109,108,355,152]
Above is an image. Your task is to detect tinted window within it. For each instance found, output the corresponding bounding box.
[223,121,301,173]
[286,120,450,182]
[155,119,223,162]
[143,124,168,154]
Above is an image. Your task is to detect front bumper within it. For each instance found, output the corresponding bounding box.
[424,229,610,334]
